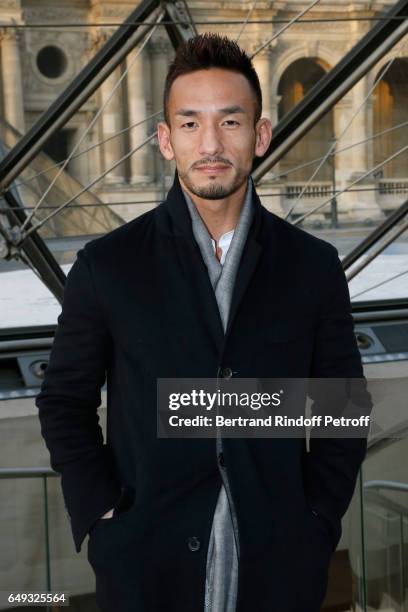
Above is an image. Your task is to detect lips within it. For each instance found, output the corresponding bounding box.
[195,165,230,173]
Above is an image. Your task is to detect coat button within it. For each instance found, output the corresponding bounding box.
[219,367,233,379]
[187,536,201,552]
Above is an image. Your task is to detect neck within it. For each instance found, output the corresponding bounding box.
[180,177,248,243]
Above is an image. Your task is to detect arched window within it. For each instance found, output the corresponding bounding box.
[277,58,333,182]
[373,58,408,179]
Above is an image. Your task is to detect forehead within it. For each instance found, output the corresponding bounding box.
[168,68,255,113]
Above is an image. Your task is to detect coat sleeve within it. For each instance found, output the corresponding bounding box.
[304,244,373,550]
[35,245,123,553]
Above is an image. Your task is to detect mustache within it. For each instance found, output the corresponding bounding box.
[192,157,233,168]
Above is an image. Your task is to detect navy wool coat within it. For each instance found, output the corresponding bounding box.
[36,171,370,612]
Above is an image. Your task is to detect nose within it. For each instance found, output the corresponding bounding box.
[198,123,224,157]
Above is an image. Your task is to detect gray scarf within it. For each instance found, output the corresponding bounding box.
[181,178,254,612]
[183,179,254,333]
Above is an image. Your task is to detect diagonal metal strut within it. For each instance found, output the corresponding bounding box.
[0,0,407,305]
[0,0,196,303]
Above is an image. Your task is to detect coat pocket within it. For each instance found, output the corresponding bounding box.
[89,485,137,533]
[87,485,142,573]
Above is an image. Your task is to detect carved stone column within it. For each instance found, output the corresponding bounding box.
[1,28,25,134]
[127,47,152,184]
[334,83,382,222]
[252,45,274,181]
[347,77,382,221]
[350,78,369,175]
[333,96,353,191]
[269,94,281,129]
[149,37,171,183]
[252,47,272,121]
[93,30,125,184]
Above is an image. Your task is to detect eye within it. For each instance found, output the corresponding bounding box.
[223,120,240,127]
[181,121,197,129]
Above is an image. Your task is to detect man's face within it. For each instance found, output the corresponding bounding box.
[157,68,272,200]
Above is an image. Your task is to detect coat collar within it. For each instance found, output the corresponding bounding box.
[157,169,264,243]
[156,170,265,353]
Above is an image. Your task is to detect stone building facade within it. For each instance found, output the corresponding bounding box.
[0,0,407,225]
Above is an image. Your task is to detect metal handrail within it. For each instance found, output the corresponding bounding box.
[364,479,408,493]
[0,467,57,478]
[0,466,59,608]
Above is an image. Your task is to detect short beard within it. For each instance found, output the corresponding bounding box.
[179,169,248,201]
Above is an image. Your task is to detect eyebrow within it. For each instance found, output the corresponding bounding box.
[174,105,246,117]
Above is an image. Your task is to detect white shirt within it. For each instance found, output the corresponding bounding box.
[210,230,235,266]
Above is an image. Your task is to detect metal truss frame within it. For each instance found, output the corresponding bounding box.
[0,0,407,304]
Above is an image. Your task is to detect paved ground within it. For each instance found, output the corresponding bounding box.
[1,229,407,329]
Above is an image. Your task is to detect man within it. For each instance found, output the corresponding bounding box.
[36,33,370,612]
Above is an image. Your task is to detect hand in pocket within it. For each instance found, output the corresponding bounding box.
[100,508,115,519]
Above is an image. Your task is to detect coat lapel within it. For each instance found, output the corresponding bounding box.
[156,171,264,355]
[156,171,225,353]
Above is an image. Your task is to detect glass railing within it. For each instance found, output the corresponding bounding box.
[0,467,97,610]
[350,438,408,611]
[1,441,407,611]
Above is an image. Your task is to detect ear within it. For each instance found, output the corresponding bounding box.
[157,121,175,161]
[254,118,273,158]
